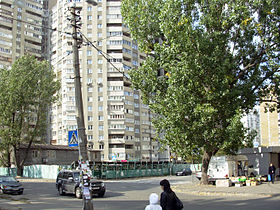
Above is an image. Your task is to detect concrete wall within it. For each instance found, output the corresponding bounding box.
[239,147,280,175]
[19,149,79,165]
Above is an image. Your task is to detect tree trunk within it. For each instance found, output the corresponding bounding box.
[200,150,213,185]
[17,139,33,176]
[7,147,11,175]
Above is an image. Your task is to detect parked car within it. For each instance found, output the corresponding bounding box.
[176,168,192,176]
[56,170,105,198]
[0,176,24,195]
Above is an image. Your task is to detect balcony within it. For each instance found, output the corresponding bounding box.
[109,138,125,144]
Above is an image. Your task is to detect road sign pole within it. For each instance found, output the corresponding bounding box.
[77,129,82,160]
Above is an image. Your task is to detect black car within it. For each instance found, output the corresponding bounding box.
[175,168,192,176]
[56,170,105,198]
[0,176,24,195]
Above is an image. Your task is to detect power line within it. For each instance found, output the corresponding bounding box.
[80,32,131,80]
[0,10,124,43]
[0,11,132,80]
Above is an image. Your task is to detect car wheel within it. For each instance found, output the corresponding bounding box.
[58,186,65,195]
[75,187,82,199]
[98,192,105,197]
[18,191,23,195]
[0,188,3,194]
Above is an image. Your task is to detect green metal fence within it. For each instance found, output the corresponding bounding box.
[0,162,201,179]
[88,161,198,179]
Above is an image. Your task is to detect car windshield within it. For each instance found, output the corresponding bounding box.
[73,172,80,180]
[0,176,17,182]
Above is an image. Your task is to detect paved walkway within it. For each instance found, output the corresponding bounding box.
[173,180,280,197]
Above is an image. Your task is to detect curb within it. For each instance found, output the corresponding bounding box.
[17,178,56,183]
[175,188,273,198]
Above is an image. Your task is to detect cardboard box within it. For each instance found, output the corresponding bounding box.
[251,181,258,186]
[235,183,242,187]
[216,179,232,187]
[246,180,251,186]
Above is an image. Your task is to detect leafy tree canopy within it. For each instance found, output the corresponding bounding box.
[0,55,60,168]
[122,0,280,182]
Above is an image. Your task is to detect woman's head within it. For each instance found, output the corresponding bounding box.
[160,179,171,192]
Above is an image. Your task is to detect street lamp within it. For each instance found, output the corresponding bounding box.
[69,0,97,209]
[86,0,98,6]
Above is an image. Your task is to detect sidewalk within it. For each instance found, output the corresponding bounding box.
[173,181,280,197]
[16,177,55,182]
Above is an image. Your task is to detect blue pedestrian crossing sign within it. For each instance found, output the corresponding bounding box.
[68,130,78,147]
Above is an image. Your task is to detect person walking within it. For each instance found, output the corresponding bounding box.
[160,179,183,210]
[268,163,276,184]
[145,193,162,210]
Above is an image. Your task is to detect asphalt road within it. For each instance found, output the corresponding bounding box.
[0,176,280,210]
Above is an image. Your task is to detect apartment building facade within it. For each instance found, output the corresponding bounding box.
[0,0,50,68]
[49,0,162,161]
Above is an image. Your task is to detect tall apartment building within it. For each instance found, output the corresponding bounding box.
[242,107,261,147]
[0,0,50,68]
[242,103,280,147]
[49,0,162,161]
[260,102,280,146]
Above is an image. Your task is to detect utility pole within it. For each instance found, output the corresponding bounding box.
[70,5,88,162]
[69,1,97,209]
[149,109,152,162]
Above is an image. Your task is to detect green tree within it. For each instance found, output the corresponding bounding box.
[0,55,60,175]
[122,0,280,184]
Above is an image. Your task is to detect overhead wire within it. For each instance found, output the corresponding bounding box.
[0,9,132,80]
[79,31,131,80]
[0,9,124,42]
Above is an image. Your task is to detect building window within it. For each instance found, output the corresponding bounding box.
[88,125,93,130]
[98,106,103,111]
[98,96,103,101]
[32,150,39,158]
[98,78,103,83]
[99,125,104,130]
[87,6,92,11]
[99,144,104,150]
[87,15,92,20]
[88,116,93,121]
[97,6,102,11]
[99,135,104,140]
[87,50,92,56]
[88,68,93,74]
[98,116,104,121]
[88,135,93,140]
[97,24,102,28]
[88,106,93,111]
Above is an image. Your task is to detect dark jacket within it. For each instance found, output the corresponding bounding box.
[160,191,177,210]
[268,165,276,175]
